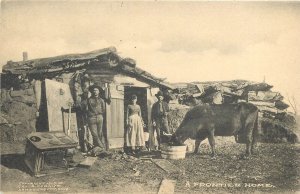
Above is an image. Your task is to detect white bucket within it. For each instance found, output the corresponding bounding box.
[160,145,187,160]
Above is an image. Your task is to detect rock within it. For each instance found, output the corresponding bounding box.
[231,156,237,160]
[10,90,26,97]
[25,88,35,96]
[0,124,16,142]
[115,155,121,160]
[0,116,9,125]
[1,89,12,103]
[122,153,129,159]
[11,95,36,105]
[134,170,140,176]
[20,82,31,90]
[282,137,288,143]
[98,151,112,158]
[14,121,22,125]
[90,146,104,156]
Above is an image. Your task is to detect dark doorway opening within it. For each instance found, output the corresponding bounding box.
[36,81,49,132]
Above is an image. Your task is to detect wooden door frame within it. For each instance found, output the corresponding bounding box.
[123,86,148,126]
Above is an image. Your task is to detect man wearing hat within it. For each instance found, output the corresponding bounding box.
[84,85,106,150]
[151,91,171,149]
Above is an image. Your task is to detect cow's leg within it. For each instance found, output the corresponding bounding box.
[250,137,256,155]
[245,129,253,157]
[245,140,251,157]
[245,121,255,157]
[194,137,205,154]
[250,129,258,155]
[251,113,259,155]
[208,129,216,157]
[234,134,238,142]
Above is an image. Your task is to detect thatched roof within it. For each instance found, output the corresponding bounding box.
[2,47,173,90]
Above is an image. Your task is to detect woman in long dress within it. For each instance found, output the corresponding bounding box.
[125,95,145,154]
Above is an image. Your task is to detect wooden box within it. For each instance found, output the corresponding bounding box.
[24,132,77,177]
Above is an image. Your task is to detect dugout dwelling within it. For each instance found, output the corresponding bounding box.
[1,47,174,149]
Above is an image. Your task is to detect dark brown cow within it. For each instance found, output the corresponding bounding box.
[171,102,259,157]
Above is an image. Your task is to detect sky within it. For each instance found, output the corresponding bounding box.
[0,1,299,112]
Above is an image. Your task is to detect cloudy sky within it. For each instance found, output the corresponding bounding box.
[0,1,299,111]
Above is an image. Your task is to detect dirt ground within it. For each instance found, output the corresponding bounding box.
[1,137,299,194]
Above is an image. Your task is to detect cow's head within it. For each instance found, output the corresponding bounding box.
[170,133,185,146]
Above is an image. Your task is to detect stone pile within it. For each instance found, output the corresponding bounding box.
[0,81,37,142]
[172,80,298,143]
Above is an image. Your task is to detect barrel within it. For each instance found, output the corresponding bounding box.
[160,145,187,160]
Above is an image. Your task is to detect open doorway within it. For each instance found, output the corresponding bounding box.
[36,81,49,132]
[124,86,148,128]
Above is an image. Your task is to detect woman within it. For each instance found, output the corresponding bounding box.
[125,95,145,154]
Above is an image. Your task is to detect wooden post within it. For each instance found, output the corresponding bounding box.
[67,100,73,136]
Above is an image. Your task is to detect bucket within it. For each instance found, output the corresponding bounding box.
[160,145,187,160]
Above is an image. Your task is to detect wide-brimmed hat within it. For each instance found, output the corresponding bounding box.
[88,85,104,93]
[155,91,164,98]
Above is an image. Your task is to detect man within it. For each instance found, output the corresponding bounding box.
[151,91,171,149]
[84,85,106,150]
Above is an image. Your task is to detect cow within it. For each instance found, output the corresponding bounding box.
[171,102,259,157]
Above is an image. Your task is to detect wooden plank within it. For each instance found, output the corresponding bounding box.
[9,47,116,67]
[89,74,115,83]
[108,137,124,149]
[110,100,115,137]
[192,92,203,97]
[249,100,275,107]
[151,159,180,174]
[111,100,116,137]
[106,101,112,141]
[45,79,78,142]
[79,157,97,167]
[106,84,124,148]
[27,132,77,150]
[34,80,42,110]
[112,99,116,137]
[255,105,284,113]
[108,84,124,99]
[86,68,116,75]
[147,88,159,149]
[118,99,125,137]
[114,75,149,88]
[248,91,283,102]
[117,100,124,137]
[158,179,176,194]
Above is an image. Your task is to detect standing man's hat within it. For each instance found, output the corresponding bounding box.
[155,91,164,98]
[88,85,104,93]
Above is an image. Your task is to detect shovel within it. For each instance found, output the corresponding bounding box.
[67,101,73,136]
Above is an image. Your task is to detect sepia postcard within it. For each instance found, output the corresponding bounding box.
[0,1,299,194]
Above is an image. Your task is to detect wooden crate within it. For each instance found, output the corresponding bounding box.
[24,132,77,177]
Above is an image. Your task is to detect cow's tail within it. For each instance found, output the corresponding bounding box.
[252,109,259,143]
